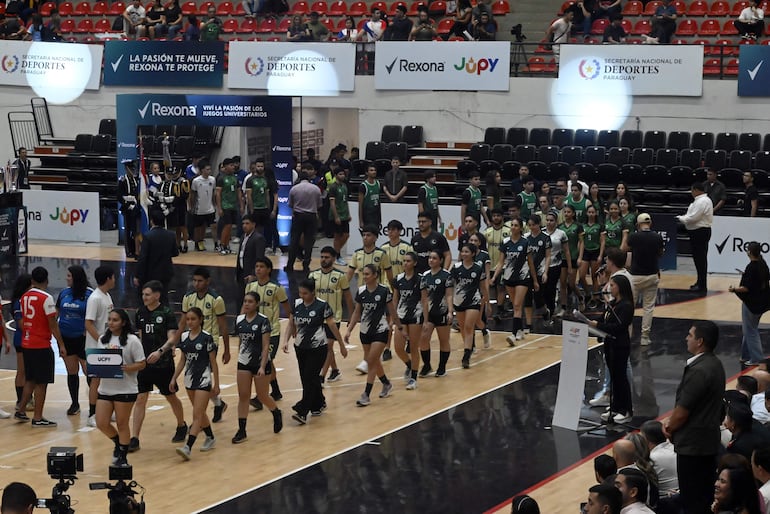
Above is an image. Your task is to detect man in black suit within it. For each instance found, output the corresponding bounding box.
[12,146,30,190]
[133,209,179,304]
[235,213,266,304]
[663,320,725,514]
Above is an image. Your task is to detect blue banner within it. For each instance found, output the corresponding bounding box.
[654,214,678,271]
[104,41,225,87]
[86,348,124,378]
[115,94,293,245]
[738,45,770,96]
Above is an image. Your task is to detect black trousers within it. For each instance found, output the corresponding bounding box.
[294,345,327,415]
[677,453,716,514]
[287,212,317,269]
[735,19,765,37]
[542,265,561,314]
[689,227,711,289]
[605,341,632,414]
[123,210,139,256]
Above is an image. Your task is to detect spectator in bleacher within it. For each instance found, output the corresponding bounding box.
[384,156,408,203]
[383,4,412,40]
[511,164,534,195]
[595,454,618,483]
[336,16,359,41]
[305,148,323,171]
[736,0,765,40]
[471,11,496,40]
[165,0,183,38]
[448,0,473,39]
[242,0,264,18]
[753,447,770,512]
[589,0,622,34]
[585,483,623,514]
[25,13,46,41]
[602,14,626,43]
[510,495,540,514]
[287,14,308,41]
[646,0,676,44]
[45,9,63,41]
[144,0,167,39]
[614,468,655,514]
[472,0,492,21]
[123,0,147,38]
[13,147,30,190]
[184,14,199,40]
[640,420,680,500]
[739,171,759,217]
[356,8,385,67]
[713,464,763,514]
[0,13,26,40]
[566,0,591,37]
[410,7,437,40]
[545,10,573,62]
[305,11,329,41]
[199,5,222,40]
[703,168,726,215]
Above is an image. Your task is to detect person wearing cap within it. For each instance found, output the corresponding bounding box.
[305,11,329,41]
[621,213,663,347]
[118,160,142,258]
[677,182,713,292]
[383,4,412,40]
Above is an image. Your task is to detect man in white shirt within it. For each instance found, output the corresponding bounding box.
[640,420,679,495]
[615,468,655,514]
[676,182,713,292]
[567,168,590,197]
[190,161,217,252]
[736,0,764,40]
[356,8,385,69]
[85,266,115,427]
[752,447,770,513]
[122,0,146,38]
[545,10,573,63]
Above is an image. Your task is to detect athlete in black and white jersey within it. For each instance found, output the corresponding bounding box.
[233,292,282,444]
[451,243,488,369]
[283,279,346,425]
[171,307,219,460]
[411,212,452,273]
[392,252,423,390]
[419,250,455,377]
[526,214,553,326]
[544,212,570,319]
[345,264,403,406]
[468,232,492,349]
[492,218,538,346]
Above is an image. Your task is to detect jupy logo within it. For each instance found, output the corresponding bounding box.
[1,55,19,73]
[578,59,601,79]
[453,57,499,75]
[245,57,265,76]
[49,207,89,225]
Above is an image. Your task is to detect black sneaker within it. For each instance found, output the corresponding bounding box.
[14,411,29,422]
[66,404,80,416]
[172,422,188,443]
[212,401,227,423]
[250,397,263,410]
[31,418,57,428]
[272,409,283,433]
[128,437,140,453]
[435,368,447,377]
[270,390,283,401]
[292,412,307,425]
[232,430,248,444]
[327,369,342,382]
[115,455,129,467]
[461,357,470,369]
[419,364,433,377]
[382,349,392,361]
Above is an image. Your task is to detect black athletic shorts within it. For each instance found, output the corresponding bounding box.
[425,312,448,327]
[186,384,211,392]
[399,315,422,326]
[193,212,215,227]
[165,207,185,229]
[62,335,86,360]
[269,334,279,360]
[561,259,578,269]
[137,365,175,395]
[582,249,600,262]
[218,208,239,226]
[454,304,481,313]
[98,393,138,403]
[504,278,531,288]
[252,208,271,229]
[237,360,273,375]
[22,347,54,384]
[360,331,389,344]
[324,321,341,340]
[333,220,350,234]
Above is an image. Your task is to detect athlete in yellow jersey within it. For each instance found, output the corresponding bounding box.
[347,225,393,287]
[381,220,414,279]
[177,266,230,422]
[309,246,353,383]
[484,208,511,319]
[244,257,289,404]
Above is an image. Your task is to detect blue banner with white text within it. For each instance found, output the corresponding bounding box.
[738,45,770,96]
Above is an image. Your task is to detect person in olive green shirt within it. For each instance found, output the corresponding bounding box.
[216,158,240,255]
[358,164,382,231]
[328,169,351,263]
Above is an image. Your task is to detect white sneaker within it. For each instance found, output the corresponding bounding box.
[506,335,517,347]
[613,412,633,424]
[273,248,283,256]
[600,411,612,422]
[356,393,371,407]
[335,257,347,266]
[483,332,491,349]
[405,378,418,390]
[588,394,610,407]
[523,328,530,335]
[87,415,97,427]
[0,408,11,419]
[640,336,651,346]
[515,330,524,341]
[231,237,241,244]
[553,306,565,318]
[355,360,368,374]
[201,436,216,451]
[265,248,274,256]
[176,445,192,460]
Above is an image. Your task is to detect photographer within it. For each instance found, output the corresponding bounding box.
[409,7,437,40]
[1,482,35,514]
[471,11,496,40]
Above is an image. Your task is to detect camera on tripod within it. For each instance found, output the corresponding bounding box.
[36,447,84,514]
[510,23,527,42]
[90,465,146,514]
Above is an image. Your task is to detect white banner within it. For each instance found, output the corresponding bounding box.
[374,41,510,91]
[347,201,463,258]
[552,320,589,431]
[557,44,703,96]
[0,41,102,102]
[227,42,355,95]
[709,216,770,274]
[24,189,100,242]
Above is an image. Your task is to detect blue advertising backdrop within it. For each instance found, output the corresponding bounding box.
[104,41,225,87]
[738,45,770,96]
[115,94,293,245]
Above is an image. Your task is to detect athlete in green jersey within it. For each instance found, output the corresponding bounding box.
[418,171,440,229]
[462,172,483,224]
[358,164,382,229]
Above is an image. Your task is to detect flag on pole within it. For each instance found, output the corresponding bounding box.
[138,131,150,229]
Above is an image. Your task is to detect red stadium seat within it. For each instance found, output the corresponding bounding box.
[257,17,276,31]
[321,17,335,30]
[222,18,238,32]
[198,1,215,14]
[436,17,453,33]
[407,0,425,14]
[491,0,509,14]
[310,1,328,14]
[591,18,608,34]
[58,2,74,15]
[348,0,367,14]
[721,19,738,35]
[622,0,643,15]
[267,35,281,40]
[238,17,258,31]
[74,18,93,32]
[388,0,406,14]
[290,0,309,13]
[676,18,697,35]
[181,1,197,14]
[328,0,348,15]
[335,17,347,29]
[217,1,233,14]
[698,18,720,35]
[621,18,632,33]
[92,1,109,14]
[40,1,56,15]
[109,1,127,14]
[278,17,292,30]
[672,0,686,14]
[643,0,662,14]
[535,39,554,53]
[94,17,112,31]
[60,18,76,32]
[233,3,245,13]
[708,0,729,16]
[631,19,651,34]
[725,58,739,75]
[73,1,91,15]
[448,35,464,40]
[371,1,387,12]
[559,0,574,13]
[687,0,707,15]
[732,0,749,15]
[527,57,547,72]
[427,0,446,15]
[703,58,721,75]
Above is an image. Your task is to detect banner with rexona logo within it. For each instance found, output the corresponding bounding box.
[0,40,102,103]
[116,94,293,244]
[374,41,511,91]
[738,45,770,96]
[104,41,224,87]
[710,215,770,273]
[227,42,355,95]
[558,44,703,96]
[24,189,100,242]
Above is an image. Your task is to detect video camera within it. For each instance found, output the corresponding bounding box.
[36,447,84,514]
[510,23,527,42]
[90,465,146,514]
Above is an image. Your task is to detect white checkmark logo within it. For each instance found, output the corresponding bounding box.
[138,100,150,119]
[111,54,124,72]
[748,60,763,80]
